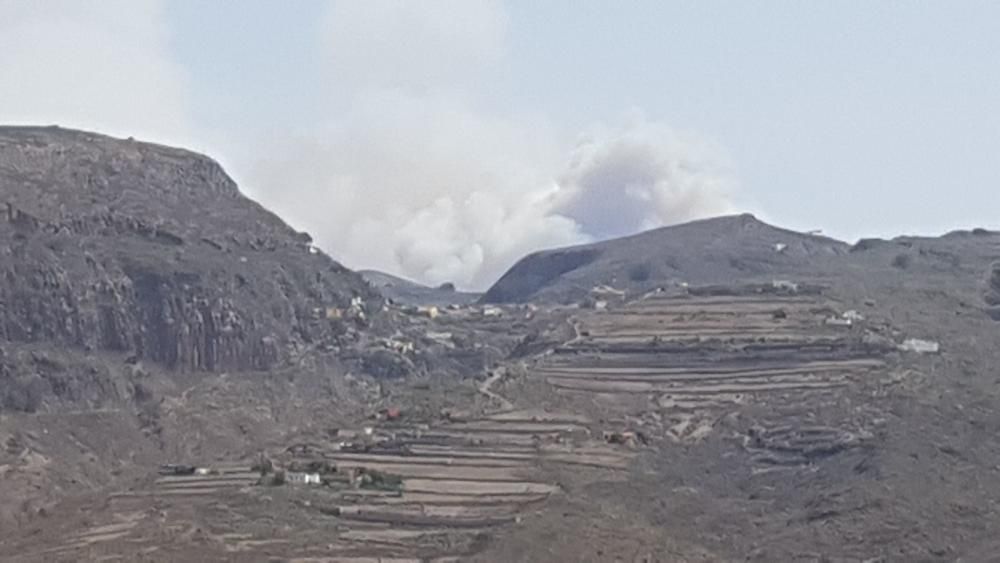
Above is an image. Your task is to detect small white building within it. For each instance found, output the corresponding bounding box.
[825,316,853,327]
[772,279,799,292]
[898,338,940,354]
[417,305,440,319]
[286,472,322,485]
[842,310,865,322]
[482,305,503,317]
[426,331,454,345]
[591,285,626,299]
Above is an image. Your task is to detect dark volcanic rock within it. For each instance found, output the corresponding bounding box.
[986,263,1000,305]
[985,263,1000,320]
[0,126,378,374]
[482,213,849,303]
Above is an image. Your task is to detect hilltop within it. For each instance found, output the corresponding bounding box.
[482,213,848,303]
[0,126,384,377]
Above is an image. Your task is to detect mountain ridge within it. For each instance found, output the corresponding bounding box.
[482,212,849,303]
[359,269,480,306]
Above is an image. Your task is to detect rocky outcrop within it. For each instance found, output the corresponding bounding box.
[985,263,1000,320]
[0,126,379,375]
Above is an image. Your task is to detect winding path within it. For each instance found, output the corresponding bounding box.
[478,368,514,411]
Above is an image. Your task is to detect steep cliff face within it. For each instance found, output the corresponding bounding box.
[0,126,378,377]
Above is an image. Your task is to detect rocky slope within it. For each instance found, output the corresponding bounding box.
[0,126,388,413]
[0,127,533,532]
[483,213,1000,306]
[482,213,848,303]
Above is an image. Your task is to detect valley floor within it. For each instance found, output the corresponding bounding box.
[4,283,1000,562]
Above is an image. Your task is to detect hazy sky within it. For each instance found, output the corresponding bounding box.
[2,1,998,288]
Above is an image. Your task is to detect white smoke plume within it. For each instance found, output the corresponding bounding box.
[552,120,736,241]
[0,0,735,290]
[250,96,584,290]
[248,1,736,290]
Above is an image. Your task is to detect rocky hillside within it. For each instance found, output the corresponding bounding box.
[0,126,382,410]
[360,269,480,306]
[482,213,848,303]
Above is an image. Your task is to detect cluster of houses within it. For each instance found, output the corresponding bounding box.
[401,303,507,320]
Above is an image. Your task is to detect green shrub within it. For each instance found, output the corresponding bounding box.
[358,469,403,491]
[627,263,652,282]
[891,253,912,270]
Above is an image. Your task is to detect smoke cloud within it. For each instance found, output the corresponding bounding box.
[553,121,736,241]
[0,0,736,290]
[251,95,584,290]
[249,1,736,290]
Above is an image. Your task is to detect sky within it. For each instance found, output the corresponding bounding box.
[2,1,998,289]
